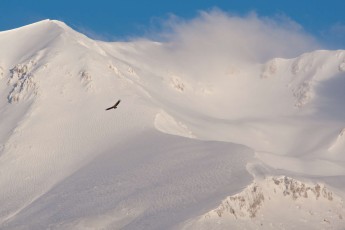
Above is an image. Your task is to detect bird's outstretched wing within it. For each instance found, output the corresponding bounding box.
[105,99,121,111]
[114,99,121,107]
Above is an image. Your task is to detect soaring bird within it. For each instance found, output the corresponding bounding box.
[106,99,121,110]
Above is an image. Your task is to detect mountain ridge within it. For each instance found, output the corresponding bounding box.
[0,20,345,229]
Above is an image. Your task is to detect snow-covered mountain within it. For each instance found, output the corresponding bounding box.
[0,19,345,229]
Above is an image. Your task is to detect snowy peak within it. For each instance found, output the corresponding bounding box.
[0,19,61,35]
[0,20,61,66]
[0,19,83,41]
[0,19,95,67]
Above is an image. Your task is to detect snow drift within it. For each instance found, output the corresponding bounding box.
[0,17,345,229]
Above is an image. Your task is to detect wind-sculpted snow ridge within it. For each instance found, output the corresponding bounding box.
[182,177,345,230]
[328,128,345,159]
[154,110,195,138]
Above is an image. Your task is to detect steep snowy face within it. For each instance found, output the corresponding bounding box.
[0,20,157,226]
[1,20,91,102]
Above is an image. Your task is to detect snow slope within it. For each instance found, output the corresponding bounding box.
[0,20,345,229]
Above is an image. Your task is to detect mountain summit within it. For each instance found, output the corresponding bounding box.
[0,20,345,229]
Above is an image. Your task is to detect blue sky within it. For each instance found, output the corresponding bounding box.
[1,0,344,47]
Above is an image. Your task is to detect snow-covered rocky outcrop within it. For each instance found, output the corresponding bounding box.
[183,177,345,229]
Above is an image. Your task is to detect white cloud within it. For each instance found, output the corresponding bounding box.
[142,11,320,59]
[131,10,322,81]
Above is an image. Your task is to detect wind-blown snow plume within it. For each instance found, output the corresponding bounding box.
[134,10,321,82]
